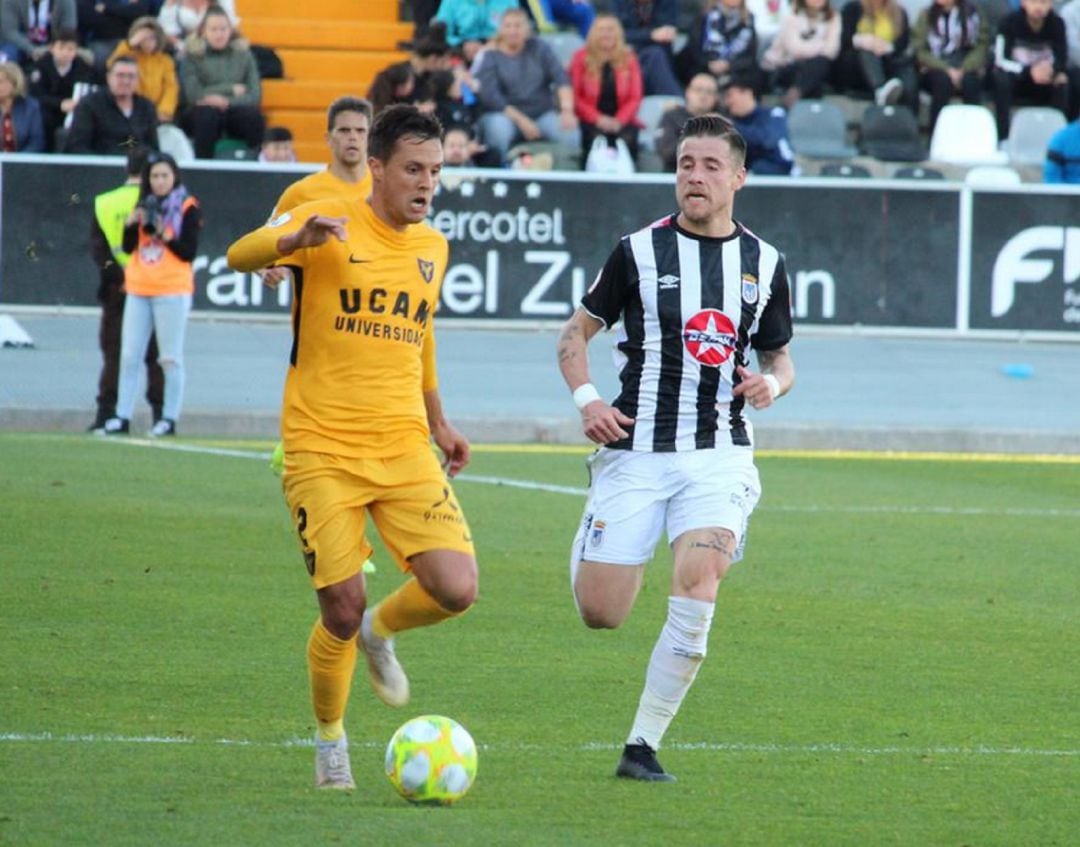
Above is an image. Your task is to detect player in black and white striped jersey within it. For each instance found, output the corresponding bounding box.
[556,113,795,783]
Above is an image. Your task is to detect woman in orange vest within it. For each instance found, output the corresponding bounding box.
[101,152,202,437]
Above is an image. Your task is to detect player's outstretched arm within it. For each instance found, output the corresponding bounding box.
[732,345,794,410]
[227,214,347,272]
[424,388,470,477]
[557,308,634,445]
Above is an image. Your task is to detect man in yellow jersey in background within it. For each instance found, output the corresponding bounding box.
[260,96,374,291]
[262,96,374,516]
[228,105,477,791]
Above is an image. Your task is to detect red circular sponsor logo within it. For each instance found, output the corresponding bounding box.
[683,309,737,367]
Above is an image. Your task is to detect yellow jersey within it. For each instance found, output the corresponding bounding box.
[271,168,373,218]
[228,197,446,459]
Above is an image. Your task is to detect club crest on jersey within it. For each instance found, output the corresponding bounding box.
[741,273,759,304]
[683,309,737,367]
[417,258,435,283]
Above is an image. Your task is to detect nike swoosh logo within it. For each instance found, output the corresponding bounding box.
[348,254,370,263]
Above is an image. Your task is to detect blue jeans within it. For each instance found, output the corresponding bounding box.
[478,109,582,163]
[116,293,192,422]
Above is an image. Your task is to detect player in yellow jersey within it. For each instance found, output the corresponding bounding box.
[227,105,477,791]
[261,96,374,291]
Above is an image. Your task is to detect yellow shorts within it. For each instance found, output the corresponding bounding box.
[282,449,475,589]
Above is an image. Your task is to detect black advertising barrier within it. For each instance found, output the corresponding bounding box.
[0,155,1072,336]
[968,188,1080,332]
[0,156,298,312]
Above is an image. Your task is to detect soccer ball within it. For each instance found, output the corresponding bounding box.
[384,715,478,805]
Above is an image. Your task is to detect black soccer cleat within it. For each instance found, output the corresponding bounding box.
[615,740,676,782]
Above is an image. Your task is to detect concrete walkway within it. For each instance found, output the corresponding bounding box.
[2,312,1077,453]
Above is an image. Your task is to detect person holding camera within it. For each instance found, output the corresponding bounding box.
[99,151,201,438]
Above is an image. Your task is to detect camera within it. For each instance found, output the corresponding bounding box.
[138,195,163,234]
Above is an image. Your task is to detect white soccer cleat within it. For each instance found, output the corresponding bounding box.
[359,610,410,707]
[314,734,355,790]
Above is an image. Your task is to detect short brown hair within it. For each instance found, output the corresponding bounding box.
[327,96,373,131]
[367,104,443,163]
[678,113,747,167]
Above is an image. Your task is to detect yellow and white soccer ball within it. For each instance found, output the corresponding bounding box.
[384,715,478,805]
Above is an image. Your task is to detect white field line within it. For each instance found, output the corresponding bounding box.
[1,732,1076,758]
[99,440,1080,519]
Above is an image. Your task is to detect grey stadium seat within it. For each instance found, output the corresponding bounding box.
[788,100,858,159]
[637,94,683,153]
[1005,107,1067,166]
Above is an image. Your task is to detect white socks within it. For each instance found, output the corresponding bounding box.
[627,595,715,750]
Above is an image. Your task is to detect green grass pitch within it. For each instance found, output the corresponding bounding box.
[1,433,1077,846]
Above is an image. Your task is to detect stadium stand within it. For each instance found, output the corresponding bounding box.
[859,104,925,162]
[235,0,410,162]
[963,164,1022,186]
[893,165,944,179]
[819,162,872,178]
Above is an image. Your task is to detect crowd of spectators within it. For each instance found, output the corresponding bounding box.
[389,0,1080,179]
[0,0,262,157]
[3,0,1080,180]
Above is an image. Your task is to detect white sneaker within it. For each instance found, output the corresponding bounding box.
[358,610,409,707]
[314,734,355,790]
[148,418,176,437]
[875,77,903,107]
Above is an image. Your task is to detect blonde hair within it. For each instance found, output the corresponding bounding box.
[584,14,632,76]
[0,62,27,98]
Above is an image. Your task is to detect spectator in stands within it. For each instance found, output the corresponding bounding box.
[656,71,720,170]
[678,0,763,89]
[259,125,295,162]
[428,68,476,131]
[443,124,486,165]
[0,60,44,150]
[87,147,164,434]
[76,0,155,69]
[28,27,96,150]
[108,17,178,123]
[722,74,795,173]
[100,150,202,438]
[179,5,263,158]
[913,0,988,135]
[475,7,580,164]
[747,0,792,47]
[409,24,454,78]
[157,0,237,54]
[64,53,158,154]
[1044,115,1080,181]
[762,0,841,109]
[368,61,422,117]
[611,0,683,96]
[402,0,441,46]
[0,0,76,65]
[525,0,597,39]
[435,0,519,62]
[570,13,643,167]
[837,0,918,109]
[991,0,1072,140]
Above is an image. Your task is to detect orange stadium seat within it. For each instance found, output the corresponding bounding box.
[235,0,410,162]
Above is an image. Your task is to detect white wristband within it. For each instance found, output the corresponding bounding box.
[572,382,602,410]
[762,374,781,401]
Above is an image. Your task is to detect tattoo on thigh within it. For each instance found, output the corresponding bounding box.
[690,531,735,557]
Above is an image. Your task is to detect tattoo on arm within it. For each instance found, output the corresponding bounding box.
[557,321,583,364]
[757,348,781,373]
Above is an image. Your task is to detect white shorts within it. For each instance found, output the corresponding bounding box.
[571,447,762,568]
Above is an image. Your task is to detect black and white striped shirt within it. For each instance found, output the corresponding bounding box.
[581,214,792,452]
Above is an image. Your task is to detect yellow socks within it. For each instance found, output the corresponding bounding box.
[370,577,461,638]
[307,619,357,741]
